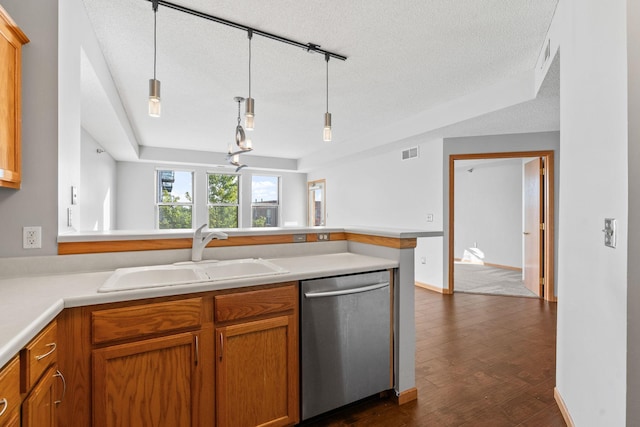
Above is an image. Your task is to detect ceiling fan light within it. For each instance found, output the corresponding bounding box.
[148,78,161,117]
[323,112,332,142]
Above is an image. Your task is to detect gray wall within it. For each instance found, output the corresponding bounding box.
[443,131,560,292]
[454,159,523,268]
[0,0,58,258]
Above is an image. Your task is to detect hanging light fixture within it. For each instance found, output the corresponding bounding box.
[245,30,255,131]
[148,0,161,117]
[227,97,252,171]
[323,53,332,142]
[234,96,251,149]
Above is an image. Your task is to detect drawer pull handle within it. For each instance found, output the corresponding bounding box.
[0,398,7,417]
[54,370,66,405]
[35,343,57,361]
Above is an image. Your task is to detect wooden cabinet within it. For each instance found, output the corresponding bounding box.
[89,297,213,427]
[0,6,28,189]
[93,329,211,427]
[0,357,20,427]
[58,283,299,427]
[214,284,299,427]
[22,366,62,427]
[20,320,65,427]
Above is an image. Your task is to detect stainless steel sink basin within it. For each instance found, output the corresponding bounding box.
[99,258,288,292]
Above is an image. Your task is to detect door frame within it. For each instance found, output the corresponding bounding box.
[448,150,555,301]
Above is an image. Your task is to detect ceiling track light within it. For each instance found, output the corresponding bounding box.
[245,29,255,131]
[148,0,161,117]
[323,53,332,142]
[144,0,347,61]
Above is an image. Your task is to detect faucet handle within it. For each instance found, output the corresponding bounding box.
[194,223,207,238]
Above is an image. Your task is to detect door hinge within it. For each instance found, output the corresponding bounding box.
[540,277,545,286]
[540,167,545,176]
[540,223,545,231]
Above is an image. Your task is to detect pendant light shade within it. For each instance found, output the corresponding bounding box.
[245,30,255,130]
[148,0,161,117]
[323,112,332,142]
[148,78,161,117]
[323,54,332,142]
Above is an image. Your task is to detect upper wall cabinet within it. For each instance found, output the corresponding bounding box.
[0,6,28,190]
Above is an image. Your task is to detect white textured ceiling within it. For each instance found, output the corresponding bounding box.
[81,0,559,168]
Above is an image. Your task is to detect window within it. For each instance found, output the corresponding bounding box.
[156,170,193,229]
[208,173,239,228]
[251,175,280,227]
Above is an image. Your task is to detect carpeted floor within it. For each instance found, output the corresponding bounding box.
[454,262,538,298]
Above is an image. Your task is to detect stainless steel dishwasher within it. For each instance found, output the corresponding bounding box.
[300,270,391,420]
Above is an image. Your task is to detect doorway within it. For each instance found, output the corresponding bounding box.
[448,151,555,301]
[308,179,326,226]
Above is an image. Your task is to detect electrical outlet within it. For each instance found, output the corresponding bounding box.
[23,226,42,249]
[317,233,330,241]
[426,214,434,222]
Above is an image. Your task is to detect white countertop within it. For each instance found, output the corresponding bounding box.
[0,252,397,369]
[57,226,441,242]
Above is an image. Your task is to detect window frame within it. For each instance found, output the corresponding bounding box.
[251,174,281,227]
[207,172,241,229]
[155,168,195,230]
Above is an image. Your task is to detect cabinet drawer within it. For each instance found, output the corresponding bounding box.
[21,320,57,392]
[92,297,204,345]
[0,357,20,426]
[215,284,297,323]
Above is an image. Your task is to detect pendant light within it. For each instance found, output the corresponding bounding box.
[323,53,332,142]
[149,0,161,117]
[148,0,161,117]
[245,30,255,131]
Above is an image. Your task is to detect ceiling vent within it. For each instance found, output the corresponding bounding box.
[401,146,419,161]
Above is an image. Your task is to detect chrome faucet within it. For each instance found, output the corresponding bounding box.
[192,224,228,262]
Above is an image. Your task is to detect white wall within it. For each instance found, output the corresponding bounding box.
[79,129,117,231]
[308,136,444,288]
[454,159,523,268]
[556,0,628,425]
[0,0,59,258]
[117,161,306,230]
[627,0,640,424]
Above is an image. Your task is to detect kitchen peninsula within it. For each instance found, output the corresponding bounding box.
[0,226,441,426]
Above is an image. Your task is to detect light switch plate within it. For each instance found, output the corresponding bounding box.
[604,218,616,248]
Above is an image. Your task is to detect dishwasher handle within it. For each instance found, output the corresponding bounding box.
[304,282,389,298]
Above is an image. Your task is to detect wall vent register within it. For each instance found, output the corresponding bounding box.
[401,147,419,160]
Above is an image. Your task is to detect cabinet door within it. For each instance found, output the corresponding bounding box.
[216,314,298,427]
[22,366,62,427]
[0,6,28,189]
[93,331,208,427]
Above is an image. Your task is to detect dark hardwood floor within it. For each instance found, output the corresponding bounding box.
[301,288,565,426]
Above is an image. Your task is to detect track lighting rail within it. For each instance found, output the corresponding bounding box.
[143,0,348,61]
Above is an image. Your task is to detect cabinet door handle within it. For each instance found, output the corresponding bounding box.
[219,332,223,361]
[54,370,66,406]
[35,342,57,361]
[194,335,199,366]
[0,398,7,417]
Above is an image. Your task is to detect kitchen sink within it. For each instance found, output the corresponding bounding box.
[98,258,288,293]
[196,258,288,281]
